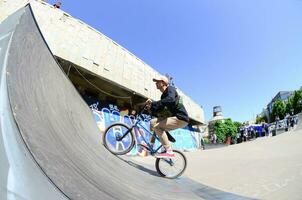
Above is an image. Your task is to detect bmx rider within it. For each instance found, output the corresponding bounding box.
[145,76,189,158]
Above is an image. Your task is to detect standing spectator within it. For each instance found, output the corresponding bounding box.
[200,137,205,150]
[275,116,280,124]
[210,133,217,144]
[213,133,217,144]
[255,128,259,138]
[286,115,290,131]
[261,123,267,136]
[261,123,265,136]
[239,127,244,143]
[247,128,251,140]
[243,127,248,142]
[264,123,269,136]
[290,116,295,128]
[236,131,241,143]
[250,127,255,139]
[53,1,62,9]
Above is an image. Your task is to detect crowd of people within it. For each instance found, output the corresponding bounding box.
[284,114,299,131]
[236,125,268,143]
[205,114,300,146]
[235,114,299,144]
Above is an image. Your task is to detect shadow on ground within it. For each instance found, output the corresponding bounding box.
[119,156,258,200]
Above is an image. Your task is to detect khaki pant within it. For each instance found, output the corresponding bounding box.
[150,117,188,148]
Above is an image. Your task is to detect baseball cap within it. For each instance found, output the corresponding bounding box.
[152,76,169,85]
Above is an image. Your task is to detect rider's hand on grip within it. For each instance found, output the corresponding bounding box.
[145,99,152,110]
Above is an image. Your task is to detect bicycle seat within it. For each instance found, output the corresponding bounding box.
[166,131,176,143]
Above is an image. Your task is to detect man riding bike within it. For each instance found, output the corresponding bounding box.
[145,76,189,158]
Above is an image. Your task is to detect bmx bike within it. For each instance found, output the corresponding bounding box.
[102,105,187,179]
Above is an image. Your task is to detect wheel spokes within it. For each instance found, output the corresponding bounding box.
[105,125,132,153]
[157,152,186,178]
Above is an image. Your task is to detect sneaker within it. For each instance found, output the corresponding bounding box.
[156,151,175,158]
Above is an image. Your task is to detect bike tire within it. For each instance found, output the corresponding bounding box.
[155,150,187,179]
[103,123,135,155]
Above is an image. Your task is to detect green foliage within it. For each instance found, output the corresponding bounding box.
[256,116,262,124]
[213,119,238,143]
[271,99,286,120]
[292,89,302,114]
[213,121,226,143]
[224,119,238,137]
[285,98,293,115]
[234,121,243,129]
[256,115,268,124]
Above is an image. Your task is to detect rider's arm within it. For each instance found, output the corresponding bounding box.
[151,86,176,112]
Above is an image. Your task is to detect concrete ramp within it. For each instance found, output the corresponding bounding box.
[0,4,203,200]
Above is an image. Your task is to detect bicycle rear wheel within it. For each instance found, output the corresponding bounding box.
[103,123,135,155]
[155,150,187,179]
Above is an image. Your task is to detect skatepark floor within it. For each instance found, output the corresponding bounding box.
[127,125,302,200]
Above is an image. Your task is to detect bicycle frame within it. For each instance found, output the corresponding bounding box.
[118,112,163,155]
[135,119,162,155]
[134,118,179,167]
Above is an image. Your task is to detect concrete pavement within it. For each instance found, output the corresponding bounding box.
[129,124,302,199]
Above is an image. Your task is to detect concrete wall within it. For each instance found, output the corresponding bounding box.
[0,0,205,124]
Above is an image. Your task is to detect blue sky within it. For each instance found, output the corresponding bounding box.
[53,0,302,122]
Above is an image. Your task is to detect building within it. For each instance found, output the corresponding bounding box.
[0,0,206,152]
[265,91,294,122]
[0,0,205,124]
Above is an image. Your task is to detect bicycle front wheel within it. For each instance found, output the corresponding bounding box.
[103,123,135,155]
[155,150,187,179]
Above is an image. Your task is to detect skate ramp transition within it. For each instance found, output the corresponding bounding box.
[0,4,255,200]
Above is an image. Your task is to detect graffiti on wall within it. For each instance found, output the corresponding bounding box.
[91,103,199,156]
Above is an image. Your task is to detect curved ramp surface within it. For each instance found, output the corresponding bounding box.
[2,5,203,200]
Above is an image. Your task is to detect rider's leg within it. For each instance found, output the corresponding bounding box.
[153,117,188,157]
[151,118,171,148]
[150,117,163,146]
[154,128,171,149]
[156,117,188,135]
[150,118,166,153]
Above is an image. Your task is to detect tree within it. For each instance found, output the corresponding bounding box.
[285,97,293,115]
[292,89,302,114]
[271,99,286,120]
[234,121,243,129]
[224,119,238,137]
[255,115,268,124]
[213,119,238,143]
[213,120,226,143]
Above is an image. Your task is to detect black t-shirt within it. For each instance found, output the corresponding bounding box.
[151,86,189,122]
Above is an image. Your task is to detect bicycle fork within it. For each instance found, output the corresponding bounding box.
[116,127,133,141]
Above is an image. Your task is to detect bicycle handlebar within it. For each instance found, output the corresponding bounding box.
[137,103,148,117]
[137,104,152,120]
